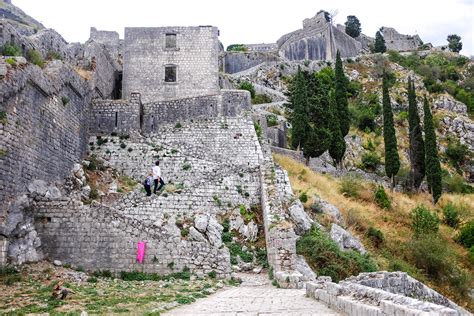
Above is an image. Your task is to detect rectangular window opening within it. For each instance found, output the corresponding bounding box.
[114,112,118,127]
[165,33,177,49]
[165,65,177,82]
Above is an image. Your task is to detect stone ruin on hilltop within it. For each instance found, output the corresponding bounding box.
[0,7,471,315]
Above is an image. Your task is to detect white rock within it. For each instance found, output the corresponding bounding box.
[206,217,223,247]
[188,227,207,242]
[45,186,61,199]
[53,260,62,266]
[27,180,48,196]
[194,214,209,233]
[288,200,313,235]
[108,180,118,193]
[330,224,366,254]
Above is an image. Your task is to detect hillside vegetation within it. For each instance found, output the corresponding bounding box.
[274,153,474,310]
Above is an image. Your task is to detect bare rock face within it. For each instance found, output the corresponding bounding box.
[288,200,313,235]
[228,209,258,242]
[194,214,209,233]
[330,224,366,254]
[296,254,317,282]
[206,217,223,248]
[312,196,343,225]
[433,94,467,114]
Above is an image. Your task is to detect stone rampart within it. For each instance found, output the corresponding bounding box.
[90,90,251,135]
[90,93,141,134]
[0,61,91,265]
[277,12,362,61]
[223,51,279,74]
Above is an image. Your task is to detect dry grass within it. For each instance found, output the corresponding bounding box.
[74,67,92,81]
[274,153,474,310]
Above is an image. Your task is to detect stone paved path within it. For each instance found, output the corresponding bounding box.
[164,273,341,316]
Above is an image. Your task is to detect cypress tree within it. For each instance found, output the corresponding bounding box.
[303,72,331,164]
[407,78,425,191]
[288,67,310,150]
[328,89,346,167]
[374,31,386,53]
[335,50,350,137]
[423,97,442,203]
[382,74,400,189]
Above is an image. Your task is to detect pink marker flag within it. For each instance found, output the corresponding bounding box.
[136,241,146,263]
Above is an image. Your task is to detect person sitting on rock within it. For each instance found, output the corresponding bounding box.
[143,172,153,197]
[152,160,165,194]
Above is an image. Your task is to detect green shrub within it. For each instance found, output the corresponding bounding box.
[253,94,272,105]
[1,43,22,56]
[120,143,127,149]
[0,266,21,285]
[26,49,45,68]
[297,226,377,282]
[238,81,255,98]
[442,203,460,228]
[226,44,247,52]
[254,122,262,138]
[92,270,113,278]
[411,205,439,236]
[174,122,182,128]
[361,151,381,171]
[410,234,454,279]
[87,276,98,283]
[46,51,62,60]
[96,137,108,146]
[445,139,469,169]
[339,176,361,198]
[61,96,70,106]
[221,231,232,243]
[374,186,391,209]
[469,246,474,264]
[89,186,99,200]
[208,271,217,279]
[456,220,474,248]
[256,248,268,268]
[299,191,308,203]
[222,218,230,233]
[442,173,474,194]
[366,226,384,247]
[5,57,16,66]
[182,163,191,171]
[266,114,278,127]
[0,111,7,125]
[227,242,253,263]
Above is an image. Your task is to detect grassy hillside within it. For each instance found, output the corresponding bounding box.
[274,153,474,311]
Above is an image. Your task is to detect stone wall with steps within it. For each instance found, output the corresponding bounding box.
[33,116,264,276]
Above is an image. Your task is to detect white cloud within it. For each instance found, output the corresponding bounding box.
[13,0,474,55]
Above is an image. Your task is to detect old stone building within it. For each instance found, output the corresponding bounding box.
[122,26,220,103]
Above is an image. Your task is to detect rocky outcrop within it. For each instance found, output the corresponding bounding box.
[288,200,313,235]
[433,94,468,115]
[330,224,367,254]
[312,196,343,225]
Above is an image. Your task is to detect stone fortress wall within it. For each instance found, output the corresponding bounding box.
[122,26,220,103]
[0,60,92,264]
[34,117,264,277]
[277,11,362,61]
[89,90,250,135]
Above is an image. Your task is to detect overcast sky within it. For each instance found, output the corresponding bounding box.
[14,0,474,56]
